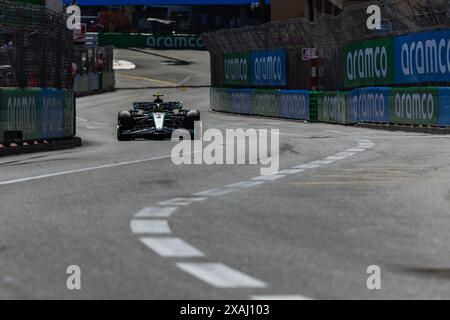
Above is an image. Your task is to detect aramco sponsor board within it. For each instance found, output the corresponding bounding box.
[223,49,287,87]
[395,29,450,84]
[343,38,395,88]
[210,87,450,127]
[0,88,75,144]
[99,33,205,50]
[343,28,450,88]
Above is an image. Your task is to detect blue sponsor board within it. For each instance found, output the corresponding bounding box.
[230,89,253,115]
[251,49,287,87]
[279,90,310,120]
[39,89,65,139]
[349,87,390,123]
[439,87,450,126]
[395,29,450,84]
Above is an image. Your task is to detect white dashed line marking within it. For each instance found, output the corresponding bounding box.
[335,152,356,157]
[177,263,267,288]
[277,169,305,175]
[310,160,334,165]
[325,156,347,161]
[135,206,178,218]
[130,140,375,294]
[252,175,286,181]
[140,238,204,258]
[346,148,364,152]
[291,164,320,169]
[225,181,265,189]
[158,197,207,206]
[130,220,171,234]
[194,188,238,197]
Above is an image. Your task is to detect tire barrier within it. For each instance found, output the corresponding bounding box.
[0,87,75,145]
[211,86,450,128]
[98,33,205,50]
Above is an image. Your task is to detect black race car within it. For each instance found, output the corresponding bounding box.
[117,94,200,141]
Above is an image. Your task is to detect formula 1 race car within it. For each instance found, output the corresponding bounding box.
[117,94,201,141]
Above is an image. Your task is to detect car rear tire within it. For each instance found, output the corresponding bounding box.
[117,111,135,141]
[183,110,200,130]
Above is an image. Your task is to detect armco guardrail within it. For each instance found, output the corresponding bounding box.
[99,33,205,50]
[211,86,450,127]
[0,87,75,145]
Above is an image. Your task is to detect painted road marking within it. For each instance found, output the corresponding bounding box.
[335,152,356,157]
[0,152,199,187]
[131,220,171,234]
[251,295,313,300]
[326,156,347,161]
[140,238,204,258]
[277,169,305,175]
[347,148,365,152]
[113,60,136,70]
[292,164,320,169]
[177,263,267,288]
[252,175,286,181]
[194,188,238,197]
[135,206,178,218]
[310,160,334,165]
[225,181,265,189]
[131,140,374,293]
[158,197,207,206]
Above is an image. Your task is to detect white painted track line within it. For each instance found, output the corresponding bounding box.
[140,238,204,258]
[225,181,265,189]
[130,220,171,234]
[252,175,285,181]
[158,197,207,206]
[0,153,194,187]
[177,263,267,288]
[277,169,305,175]
[194,188,238,197]
[135,206,178,218]
[292,164,320,169]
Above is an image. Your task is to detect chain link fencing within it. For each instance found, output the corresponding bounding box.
[0,0,73,89]
[203,0,450,90]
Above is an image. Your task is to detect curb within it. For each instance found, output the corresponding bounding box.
[0,137,82,157]
[355,123,450,134]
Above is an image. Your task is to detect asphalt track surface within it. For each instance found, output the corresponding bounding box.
[2,49,450,300]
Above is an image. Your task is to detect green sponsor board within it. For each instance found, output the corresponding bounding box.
[0,88,39,143]
[252,90,280,117]
[317,91,350,124]
[343,38,395,88]
[99,33,205,50]
[223,53,251,86]
[390,87,439,125]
